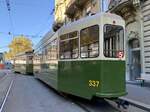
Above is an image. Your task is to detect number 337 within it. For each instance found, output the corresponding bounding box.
[89,80,100,87]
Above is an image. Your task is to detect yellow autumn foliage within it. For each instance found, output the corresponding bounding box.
[5,35,33,60]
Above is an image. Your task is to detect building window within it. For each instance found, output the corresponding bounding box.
[60,31,79,59]
[80,25,99,58]
[129,39,140,49]
[104,24,124,58]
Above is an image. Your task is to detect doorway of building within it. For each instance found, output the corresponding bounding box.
[129,39,141,81]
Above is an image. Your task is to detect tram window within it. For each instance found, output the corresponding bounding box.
[46,39,58,60]
[60,31,78,59]
[60,34,68,40]
[80,25,99,58]
[49,39,58,60]
[104,24,124,58]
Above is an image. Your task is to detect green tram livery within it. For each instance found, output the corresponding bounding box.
[14,51,33,75]
[34,13,127,100]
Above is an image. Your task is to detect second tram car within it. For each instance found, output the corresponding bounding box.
[34,13,127,99]
[14,51,33,75]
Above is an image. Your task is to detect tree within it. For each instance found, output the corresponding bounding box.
[5,35,33,60]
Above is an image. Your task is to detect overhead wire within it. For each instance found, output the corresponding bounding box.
[2,0,54,39]
[5,0,15,38]
[0,31,42,38]
[34,7,55,38]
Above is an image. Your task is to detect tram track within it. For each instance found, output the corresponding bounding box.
[0,72,7,82]
[0,74,15,112]
[105,99,128,112]
[69,98,123,112]
[58,93,123,112]
[58,93,92,112]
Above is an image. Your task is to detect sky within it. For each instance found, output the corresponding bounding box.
[0,0,54,52]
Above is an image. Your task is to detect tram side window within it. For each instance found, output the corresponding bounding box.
[80,25,99,58]
[60,31,78,59]
[47,39,58,60]
[104,24,124,58]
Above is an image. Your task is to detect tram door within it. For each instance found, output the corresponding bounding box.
[129,39,141,80]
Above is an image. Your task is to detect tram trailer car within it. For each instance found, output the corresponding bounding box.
[34,13,127,100]
[14,51,33,75]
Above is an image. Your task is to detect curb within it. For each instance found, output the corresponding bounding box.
[120,97,150,111]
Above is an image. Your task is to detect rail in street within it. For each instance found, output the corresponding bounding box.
[0,70,15,112]
[58,93,121,112]
[0,77,14,112]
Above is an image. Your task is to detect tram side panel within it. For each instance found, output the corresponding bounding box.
[58,60,101,99]
[39,62,58,90]
[58,60,126,99]
[34,39,58,90]
[34,56,58,89]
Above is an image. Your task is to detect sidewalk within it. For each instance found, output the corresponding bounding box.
[120,82,150,111]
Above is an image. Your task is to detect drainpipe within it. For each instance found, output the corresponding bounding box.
[139,3,145,77]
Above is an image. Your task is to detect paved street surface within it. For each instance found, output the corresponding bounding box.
[2,74,87,112]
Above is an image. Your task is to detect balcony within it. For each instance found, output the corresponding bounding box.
[109,0,131,12]
[65,0,89,18]
[108,0,137,20]
[52,19,64,32]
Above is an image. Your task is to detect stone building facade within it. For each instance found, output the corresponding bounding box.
[53,0,104,31]
[109,0,150,81]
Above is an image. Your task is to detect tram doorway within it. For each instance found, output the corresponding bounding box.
[129,39,141,81]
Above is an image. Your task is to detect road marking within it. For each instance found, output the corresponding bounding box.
[0,77,15,112]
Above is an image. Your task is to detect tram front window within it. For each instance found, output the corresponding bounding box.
[104,24,124,58]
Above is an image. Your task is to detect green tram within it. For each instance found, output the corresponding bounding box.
[34,13,127,100]
[14,51,33,75]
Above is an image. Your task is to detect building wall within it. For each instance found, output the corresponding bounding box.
[109,0,150,81]
[142,0,150,79]
[54,0,102,26]
[54,0,69,23]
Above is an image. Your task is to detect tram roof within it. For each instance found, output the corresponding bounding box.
[34,30,54,49]
[59,12,124,35]
[15,50,34,57]
[34,13,124,52]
